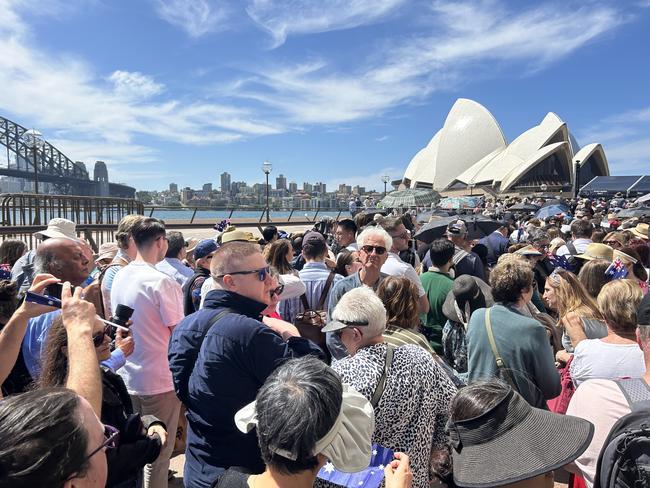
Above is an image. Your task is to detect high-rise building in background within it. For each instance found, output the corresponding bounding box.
[288,181,298,194]
[276,174,287,190]
[202,183,213,192]
[314,182,326,194]
[303,182,313,193]
[220,172,231,194]
[353,185,366,195]
[169,182,178,193]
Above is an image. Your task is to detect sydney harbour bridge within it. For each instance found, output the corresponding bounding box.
[0,115,135,198]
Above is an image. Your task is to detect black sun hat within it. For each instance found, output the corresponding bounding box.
[448,387,594,487]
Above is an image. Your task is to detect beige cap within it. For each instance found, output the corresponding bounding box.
[34,218,77,240]
[575,243,613,262]
[514,245,542,256]
[95,242,119,263]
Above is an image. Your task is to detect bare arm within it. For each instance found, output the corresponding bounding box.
[0,274,59,393]
[61,283,103,417]
[562,312,587,348]
[417,294,429,314]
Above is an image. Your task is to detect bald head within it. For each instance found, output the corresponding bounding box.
[35,238,90,286]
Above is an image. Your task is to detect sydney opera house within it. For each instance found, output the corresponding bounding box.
[401,98,609,196]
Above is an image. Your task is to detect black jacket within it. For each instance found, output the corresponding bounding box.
[168,290,324,488]
[182,266,211,316]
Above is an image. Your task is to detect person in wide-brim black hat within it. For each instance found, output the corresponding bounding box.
[442,275,493,326]
[446,381,594,488]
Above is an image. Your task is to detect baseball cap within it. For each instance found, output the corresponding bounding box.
[34,218,77,240]
[447,219,468,236]
[194,239,218,259]
[303,230,326,244]
[321,318,370,333]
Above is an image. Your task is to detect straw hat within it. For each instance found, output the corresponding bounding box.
[575,243,613,262]
[630,222,649,240]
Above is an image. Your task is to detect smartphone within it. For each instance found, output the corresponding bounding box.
[44,283,77,299]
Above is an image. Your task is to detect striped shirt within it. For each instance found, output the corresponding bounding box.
[383,325,434,353]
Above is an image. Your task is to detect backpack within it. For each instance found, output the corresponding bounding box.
[594,378,650,488]
[87,262,125,319]
[293,272,335,351]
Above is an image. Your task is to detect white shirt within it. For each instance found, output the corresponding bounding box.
[200,277,215,309]
[556,238,592,257]
[380,252,426,297]
[111,261,184,395]
[570,339,646,387]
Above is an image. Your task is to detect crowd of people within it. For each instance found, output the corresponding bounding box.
[1,191,650,488]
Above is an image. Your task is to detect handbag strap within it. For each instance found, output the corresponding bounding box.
[370,344,395,409]
[317,271,336,310]
[485,308,517,390]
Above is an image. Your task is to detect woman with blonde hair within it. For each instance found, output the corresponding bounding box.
[570,279,646,386]
[543,268,607,364]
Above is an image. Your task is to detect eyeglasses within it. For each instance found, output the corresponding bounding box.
[84,424,119,462]
[92,324,112,347]
[360,245,387,255]
[270,284,285,297]
[217,266,270,281]
[604,240,621,247]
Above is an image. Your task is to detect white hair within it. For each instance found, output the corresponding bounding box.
[356,226,393,251]
[332,287,386,339]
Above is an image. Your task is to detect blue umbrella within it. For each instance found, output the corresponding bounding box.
[535,204,569,220]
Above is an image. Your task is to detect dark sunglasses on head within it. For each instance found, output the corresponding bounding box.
[360,245,387,255]
[217,266,270,282]
[92,324,112,347]
[84,424,119,462]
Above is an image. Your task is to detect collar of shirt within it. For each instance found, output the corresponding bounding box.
[302,261,328,270]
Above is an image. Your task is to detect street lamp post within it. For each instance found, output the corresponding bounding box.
[380,175,390,197]
[262,160,272,223]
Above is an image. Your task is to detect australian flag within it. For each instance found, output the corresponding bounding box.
[548,254,573,272]
[316,444,394,488]
[605,258,628,280]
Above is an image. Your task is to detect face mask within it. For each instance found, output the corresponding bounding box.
[235,384,375,473]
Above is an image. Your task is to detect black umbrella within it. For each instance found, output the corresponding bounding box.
[362,208,388,216]
[414,215,503,243]
[616,206,650,219]
[508,202,540,212]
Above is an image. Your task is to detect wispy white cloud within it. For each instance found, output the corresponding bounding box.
[376,135,389,142]
[580,107,650,174]
[325,166,401,192]
[235,1,628,125]
[246,0,405,47]
[0,1,284,172]
[152,0,229,38]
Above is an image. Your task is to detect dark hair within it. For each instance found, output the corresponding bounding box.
[577,259,612,298]
[429,238,455,267]
[262,226,278,243]
[164,231,185,259]
[256,356,342,474]
[38,316,71,389]
[451,380,510,422]
[337,219,357,235]
[302,238,327,260]
[0,388,89,488]
[627,239,650,268]
[131,217,166,249]
[0,280,19,325]
[0,239,27,267]
[376,276,419,330]
[570,219,592,239]
[334,250,356,277]
[263,239,294,275]
[115,215,145,250]
[620,246,648,282]
[591,228,607,244]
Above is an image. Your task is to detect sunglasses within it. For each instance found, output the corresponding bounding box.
[84,424,119,462]
[360,245,387,255]
[217,266,270,281]
[92,324,112,347]
[604,240,621,246]
[271,284,285,297]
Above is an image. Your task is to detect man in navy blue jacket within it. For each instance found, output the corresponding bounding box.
[168,241,323,488]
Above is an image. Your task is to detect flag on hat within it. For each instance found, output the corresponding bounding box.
[317,444,394,488]
[605,258,628,280]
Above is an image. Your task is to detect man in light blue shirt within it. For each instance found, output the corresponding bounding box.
[156,231,194,286]
[279,231,343,324]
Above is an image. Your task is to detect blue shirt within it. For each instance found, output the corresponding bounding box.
[156,257,194,287]
[22,310,126,379]
[278,262,342,324]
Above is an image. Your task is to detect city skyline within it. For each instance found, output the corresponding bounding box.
[1,1,649,192]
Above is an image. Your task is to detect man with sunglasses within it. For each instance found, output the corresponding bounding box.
[327,226,392,360]
[169,241,324,488]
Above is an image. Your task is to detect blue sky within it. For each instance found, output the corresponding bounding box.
[1,0,650,192]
